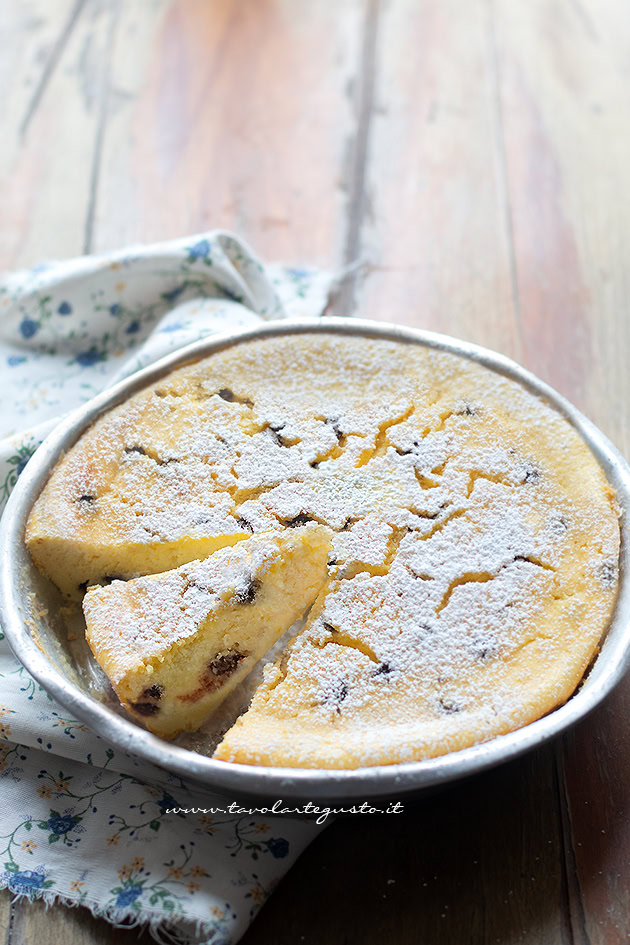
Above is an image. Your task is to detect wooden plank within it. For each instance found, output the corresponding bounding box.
[343,0,522,363]
[0,0,122,271]
[490,0,630,423]
[1,0,367,267]
[488,1,630,943]
[562,695,630,945]
[5,892,154,945]
[89,0,364,267]
[0,889,11,942]
[242,748,571,945]
[0,0,77,136]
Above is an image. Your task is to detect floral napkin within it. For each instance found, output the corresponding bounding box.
[0,232,336,944]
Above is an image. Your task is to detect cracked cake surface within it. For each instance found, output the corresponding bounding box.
[26,331,621,767]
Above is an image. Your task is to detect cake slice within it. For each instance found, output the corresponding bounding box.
[82,525,332,738]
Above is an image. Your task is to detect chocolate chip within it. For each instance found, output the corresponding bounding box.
[456,403,478,416]
[322,621,338,634]
[234,578,261,604]
[77,494,95,505]
[266,424,290,447]
[374,662,392,676]
[522,464,541,484]
[124,445,148,456]
[235,516,254,533]
[178,650,246,703]
[325,417,344,442]
[193,512,214,526]
[217,388,254,407]
[438,698,462,714]
[285,513,315,528]
[549,515,569,535]
[209,650,244,677]
[600,562,617,586]
[321,681,349,712]
[471,639,493,661]
[142,684,164,700]
[130,701,160,717]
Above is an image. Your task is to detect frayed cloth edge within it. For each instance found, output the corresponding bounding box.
[1,880,235,945]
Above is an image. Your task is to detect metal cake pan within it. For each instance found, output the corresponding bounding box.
[1,317,629,804]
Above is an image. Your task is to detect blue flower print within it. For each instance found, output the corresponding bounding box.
[286,266,310,279]
[35,809,82,846]
[8,355,26,367]
[160,322,183,334]
[47,813,79,835]
[157,793,179,814]
[16,455,30,475]
[116,884,143,908]
[19,319,39,339]
[125,320,140,334]
[75,349,103,367]
[187,239,210,261]
[109,303,122,316]
[9,869,46,891]
[57,301,72,315]
[265,837,289,858]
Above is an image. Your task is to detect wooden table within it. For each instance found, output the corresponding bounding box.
[2,1,630,942]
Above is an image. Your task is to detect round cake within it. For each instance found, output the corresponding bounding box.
[25,331,620,768]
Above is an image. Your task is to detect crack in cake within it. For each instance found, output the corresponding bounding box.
[25,332,621,768]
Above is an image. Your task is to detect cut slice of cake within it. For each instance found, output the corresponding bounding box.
[82,525,332,738]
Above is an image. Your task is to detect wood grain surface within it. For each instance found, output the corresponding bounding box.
[2,1,630,943]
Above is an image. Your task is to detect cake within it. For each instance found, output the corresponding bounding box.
[82,526,331,738]
[26,331,620,767]
[25,390,258,598]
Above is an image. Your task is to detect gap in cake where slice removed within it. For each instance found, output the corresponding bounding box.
[82,525,332,739]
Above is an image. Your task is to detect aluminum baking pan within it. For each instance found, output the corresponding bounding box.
[1,317,629,804]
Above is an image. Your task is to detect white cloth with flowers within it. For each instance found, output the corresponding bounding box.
[0,232,335,944]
